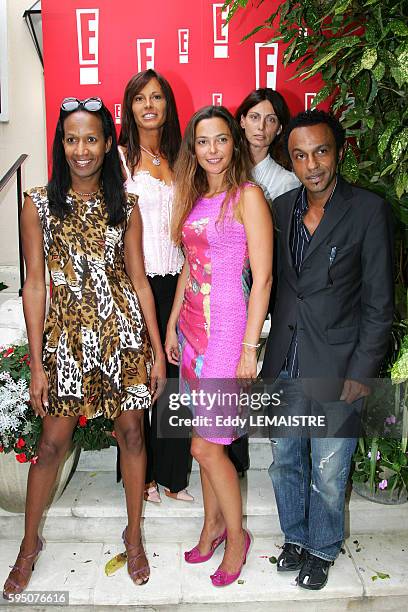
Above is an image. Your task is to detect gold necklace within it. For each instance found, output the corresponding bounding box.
[140,144,161,166]
[72,189,99,197]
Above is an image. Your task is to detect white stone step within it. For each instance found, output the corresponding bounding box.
[0,264,20,307]
[0,532,406,610]
[0,469,406,545]
[77,440,272,473]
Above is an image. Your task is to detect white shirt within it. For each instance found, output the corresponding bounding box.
[252,155,300,204]
[118,147,184,277]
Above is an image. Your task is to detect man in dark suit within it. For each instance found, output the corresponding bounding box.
[261,110,393,590]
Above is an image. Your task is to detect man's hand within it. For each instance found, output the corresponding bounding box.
[340,379,370,404]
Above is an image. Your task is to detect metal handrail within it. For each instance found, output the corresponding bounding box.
[0,154,29,294]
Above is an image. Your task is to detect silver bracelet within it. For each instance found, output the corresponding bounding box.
[242,341,261,349]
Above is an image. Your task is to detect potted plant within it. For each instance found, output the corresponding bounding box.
[0,343,115,512]
[352,327,408,503]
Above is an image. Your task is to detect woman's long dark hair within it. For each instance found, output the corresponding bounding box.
[47,102,126,226]
[118,69,181,174]
[235,88,292,170]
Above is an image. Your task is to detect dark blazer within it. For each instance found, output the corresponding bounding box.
[262,177,394,387]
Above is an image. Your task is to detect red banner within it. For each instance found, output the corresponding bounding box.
[42,0,323,159]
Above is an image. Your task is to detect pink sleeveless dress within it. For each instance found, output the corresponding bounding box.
[178,188,251,444]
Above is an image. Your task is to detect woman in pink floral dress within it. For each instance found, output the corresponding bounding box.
[166,106,273,586]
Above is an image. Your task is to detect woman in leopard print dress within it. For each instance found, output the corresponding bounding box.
[3,98,165,599]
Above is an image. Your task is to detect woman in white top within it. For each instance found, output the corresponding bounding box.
[117,69,193,502]
[236,89,300,204]
[233,90,299,470]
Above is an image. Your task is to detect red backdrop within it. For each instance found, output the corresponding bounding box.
[42,0,323,160]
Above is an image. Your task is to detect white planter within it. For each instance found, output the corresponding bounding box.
[0,297,27,346]
[0,445,81,513]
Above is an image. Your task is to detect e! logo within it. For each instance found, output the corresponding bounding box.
[114,104,121,125]
[255,42,279,89]
[212,93,223,106]
[136,39,155,72]
[213,4,229,59]
[178,29,189,64]
[76,9,99,85]
[305,93,316,110]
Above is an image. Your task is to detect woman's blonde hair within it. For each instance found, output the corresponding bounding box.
[172,105,252,245]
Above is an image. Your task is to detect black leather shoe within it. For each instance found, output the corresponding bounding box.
[297,553,333,590]
[276,543,306,572]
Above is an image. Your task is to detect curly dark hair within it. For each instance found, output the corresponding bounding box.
[47,101,126,226]
[284,109,345,159]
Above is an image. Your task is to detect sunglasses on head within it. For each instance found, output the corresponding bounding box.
[60,97,103,112]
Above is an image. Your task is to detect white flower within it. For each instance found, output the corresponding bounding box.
[0,372,30,437]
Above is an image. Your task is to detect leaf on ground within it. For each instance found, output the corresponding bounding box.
[237,579,245,584]
[105,552,127,576]
[371,570,390,581]
[376,571,391,580]
[89,472,97,477]
[269,556,278,564]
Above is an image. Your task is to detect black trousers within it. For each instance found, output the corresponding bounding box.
[117,273,192,492]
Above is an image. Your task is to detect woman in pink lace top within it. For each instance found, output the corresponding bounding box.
[166,106,273,586]
[117,69,192,503]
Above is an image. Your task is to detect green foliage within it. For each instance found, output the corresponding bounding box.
[352,375,408,498]
[353,433,408,499]
[224,0,408,214]
[0,343,116,462]
[0,344,31,382]
[224,0,407,312]
[72,416,115,451]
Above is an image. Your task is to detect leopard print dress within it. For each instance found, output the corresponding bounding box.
[26,187,152,419]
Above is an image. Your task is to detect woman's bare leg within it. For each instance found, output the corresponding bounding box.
[4,415,78,596]
[24,415,79,548]
[114,409,148,584]
[191,437,245,573]
[194,464,225,554]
